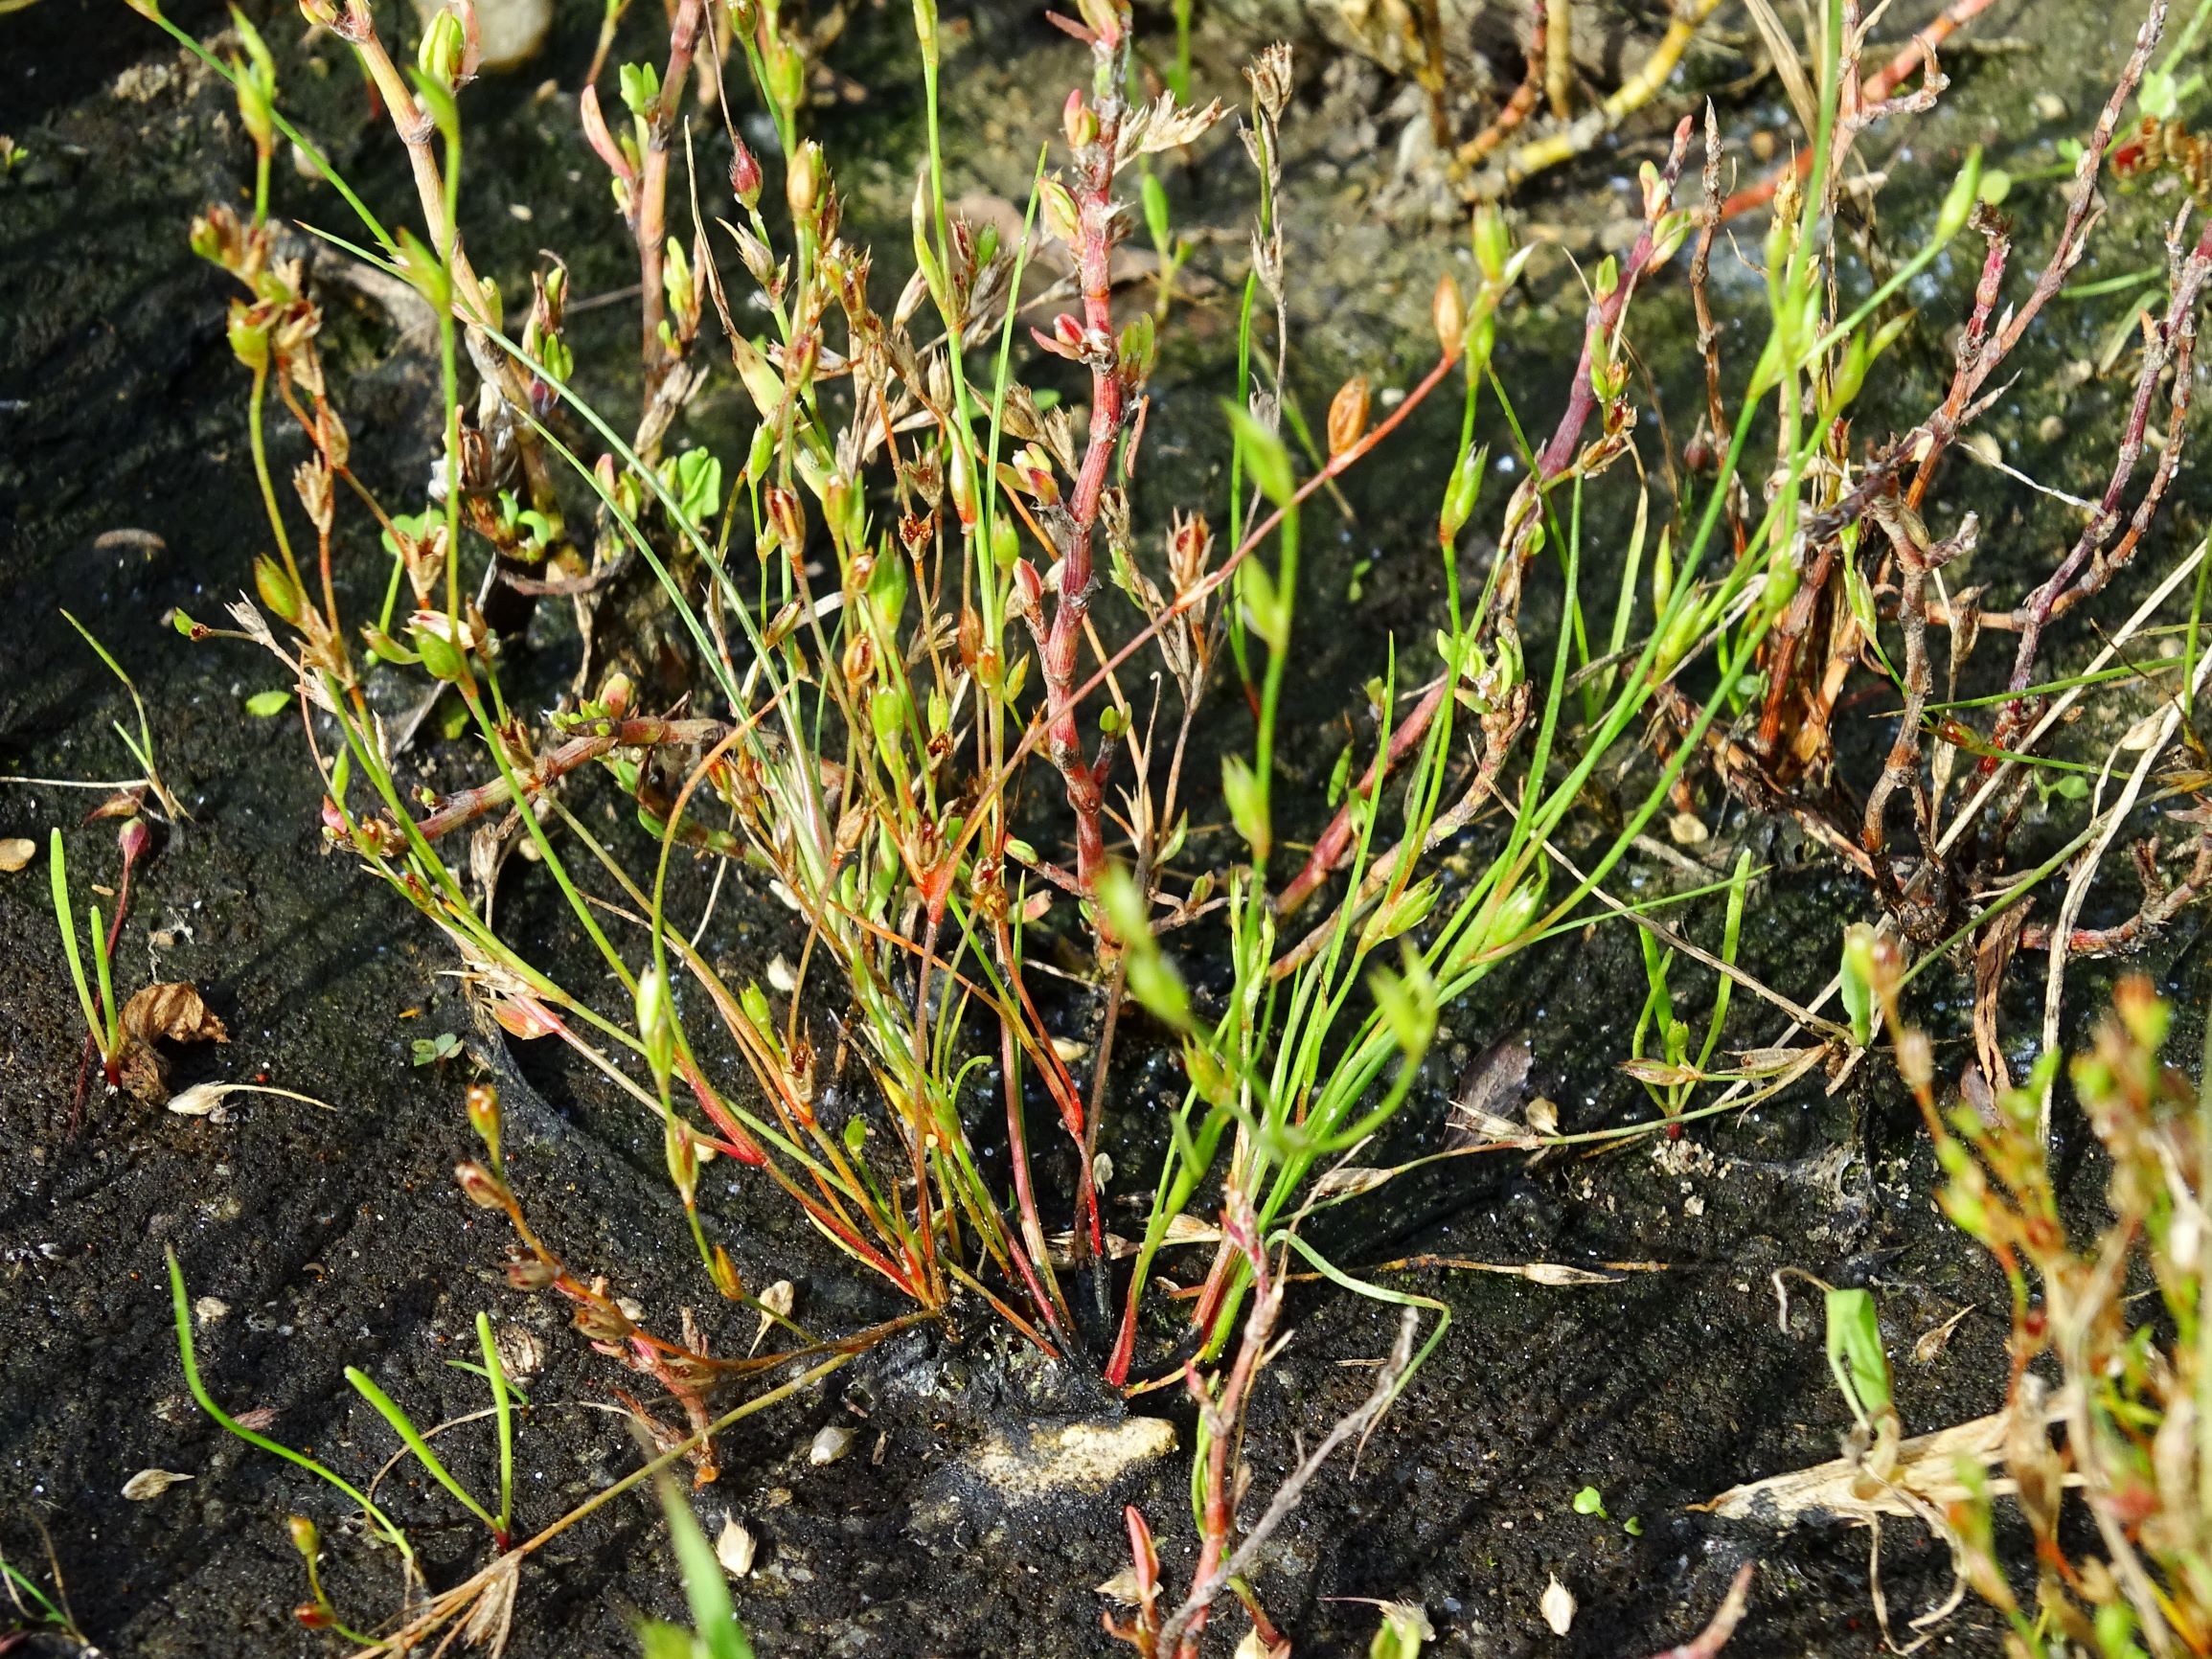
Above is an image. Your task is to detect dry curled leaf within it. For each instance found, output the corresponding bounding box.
[123,982,229,1050]
[122,1468,194,1500]
[1308,1164,1393,1202]
[0,837,34,874]
[116,981,230,1104]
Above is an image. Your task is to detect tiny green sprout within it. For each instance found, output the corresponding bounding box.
[618,60,663,120]
[411,1032,463,1067]
[1623,1515,1643,1536]
[1572,1485,1608,1519]
[244,689,292,717]
[1839,922,1878,1050]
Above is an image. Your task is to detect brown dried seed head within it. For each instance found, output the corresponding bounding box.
[1327,375,1370,457]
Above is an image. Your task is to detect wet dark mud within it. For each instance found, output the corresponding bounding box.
[3,0,2209,1654]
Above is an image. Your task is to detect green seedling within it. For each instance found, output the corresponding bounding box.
[61,609,185,821]
[344,1363,510,1550]
[1626,851,1750,1115]
[48,829,122,1087]
[0,1527,84,1645]
[1824,1285,1896,1431]
[168,1248,412,1639]
[1571,1484,1608,1519]
[641,1468,756,1659]
[1138,169,1191,319]
[411,1031,464,1067]
[1368,1601,1433,1658]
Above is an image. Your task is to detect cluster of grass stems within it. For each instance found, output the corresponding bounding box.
[92,0,2212,1645]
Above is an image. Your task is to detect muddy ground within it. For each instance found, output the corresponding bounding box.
[3,0,2208,1653]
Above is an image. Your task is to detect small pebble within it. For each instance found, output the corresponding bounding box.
[1667,810,1708,846]
[2033,93,2068,124]
[809,1424,855,1466]
[194,1296,230,1324]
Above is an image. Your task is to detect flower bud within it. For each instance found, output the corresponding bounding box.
[710,1244,745,1301]
[254,554,304,624]
[1062,89,1098,149]
[506,1254,558,1290]
[764,485,806,558]
[1935,145,1984,244]
[455,1161,509,1211]
[1439,443,1486,542]
[1431,271,1466,361]
[636,966,675,1088]
[1472,203,1511,285]
[787,140,822,217]
[1039,177,1081,247]
[227,302,271,371]
[467,1081,502,1165]
[728,138,762,208]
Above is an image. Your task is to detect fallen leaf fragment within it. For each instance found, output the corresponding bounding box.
[0,837,34,874]
[123,982,229,1048]
[1695,1394,2074,1524]
[116,982,230,1104]
[122,1468,194,1500]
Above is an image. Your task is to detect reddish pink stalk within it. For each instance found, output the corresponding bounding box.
[1277,678,1450,916]
[1035,104,1129,895]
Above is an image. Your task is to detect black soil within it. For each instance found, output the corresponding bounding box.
[2,1,2205,1654]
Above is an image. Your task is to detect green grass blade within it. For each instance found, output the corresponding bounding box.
[654,1472,755,1659]
[165,1250,410,1558]
[343,1367,501,1537]
[475,1311,514,1540]
[47,832,103,1054]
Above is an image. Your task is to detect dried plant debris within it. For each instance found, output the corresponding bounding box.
[114,981,228,1104]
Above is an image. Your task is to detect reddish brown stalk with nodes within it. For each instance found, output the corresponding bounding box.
[1031,49,1133,897]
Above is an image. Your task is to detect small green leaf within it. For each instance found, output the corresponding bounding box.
[1840,922,1877,1049]
[1824,1285,1894,1425]
[1221,754,1270,864]
[1326,741,1354,807]
[1224,400,1294,509]
[244,689,292,717]
[1572,1485,1608,1517]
